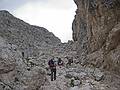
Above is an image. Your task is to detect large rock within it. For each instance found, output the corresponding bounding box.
[72,0,120,74]
[93,68,104,81]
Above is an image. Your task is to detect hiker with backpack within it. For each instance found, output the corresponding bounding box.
[48,57,56,81]
[58,58,64,67]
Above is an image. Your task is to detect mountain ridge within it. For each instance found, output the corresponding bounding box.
[0,10,61,57]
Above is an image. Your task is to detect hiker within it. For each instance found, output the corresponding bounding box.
[66,57,73,66]
[58,58,63,67]
[48,57,56,81]
[22,52,24,58]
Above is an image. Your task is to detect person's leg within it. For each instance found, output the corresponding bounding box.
[51,69,53,81]
[69,62,71,66]
[53,68,56,80]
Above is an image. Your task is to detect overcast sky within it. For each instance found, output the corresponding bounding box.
[0,0,76,42]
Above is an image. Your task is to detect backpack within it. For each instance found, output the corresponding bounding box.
[48,59,55,67]
[58,58,63,65]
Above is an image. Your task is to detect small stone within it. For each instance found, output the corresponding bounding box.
[74,80,81,86]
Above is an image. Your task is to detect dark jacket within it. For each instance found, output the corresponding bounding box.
[48,59,56,69]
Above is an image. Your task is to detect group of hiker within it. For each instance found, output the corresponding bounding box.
[21,51,73,81]
[48,56,73,81]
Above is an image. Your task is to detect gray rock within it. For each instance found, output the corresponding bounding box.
[74,80,81,86]
[93,68,104,81]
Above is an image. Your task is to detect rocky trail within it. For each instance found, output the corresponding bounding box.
[40,59,106,90]
[41,61,120,90]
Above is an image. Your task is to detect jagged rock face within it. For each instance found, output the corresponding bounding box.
[72,0,120,74]
[0,10,61,57]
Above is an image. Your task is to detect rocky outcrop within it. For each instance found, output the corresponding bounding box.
[72,0,120,75]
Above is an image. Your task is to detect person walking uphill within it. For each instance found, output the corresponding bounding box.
[48,58,56,81]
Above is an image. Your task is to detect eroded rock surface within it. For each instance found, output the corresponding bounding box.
[73,0,120,75]
[72,0,120,89]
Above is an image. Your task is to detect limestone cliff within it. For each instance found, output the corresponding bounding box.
[72,0,120,75]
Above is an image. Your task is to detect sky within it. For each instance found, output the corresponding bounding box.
[0,0,77,42]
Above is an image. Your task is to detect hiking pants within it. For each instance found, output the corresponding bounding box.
[51,68,56,81]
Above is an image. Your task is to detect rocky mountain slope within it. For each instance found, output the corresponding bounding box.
[0,10,61,57]
[0,10,61,90]
[72,0,120,74]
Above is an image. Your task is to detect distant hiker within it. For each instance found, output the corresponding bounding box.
[58,58,63,67]
[48,58,56,81]
[66,57,73,66]
[22,52,24,58]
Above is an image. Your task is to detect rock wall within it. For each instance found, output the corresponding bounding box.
[72,0,120,75]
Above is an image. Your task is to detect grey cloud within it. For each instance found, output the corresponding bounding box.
[0,0,46,10]
[0,0,73,11]
[0,0,28,10]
